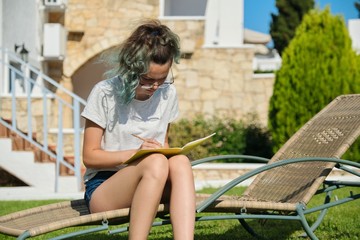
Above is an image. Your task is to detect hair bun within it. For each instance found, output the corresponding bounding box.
[151,30,160,37]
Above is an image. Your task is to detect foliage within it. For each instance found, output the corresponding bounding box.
[270,0,314,55]
[168,115,215,160]
[355,0,360,18]
[243,123,273,157]
[169,115,273,162]
[268,8,360,162]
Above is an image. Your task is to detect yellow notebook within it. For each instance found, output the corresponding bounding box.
[124,133,216,164]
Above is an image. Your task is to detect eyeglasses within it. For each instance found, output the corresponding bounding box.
[139,68,174,89]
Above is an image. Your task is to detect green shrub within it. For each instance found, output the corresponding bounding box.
[268,8,360,162]
[244,123,273,158]
[169,115,273,162]
[168,115,213,160]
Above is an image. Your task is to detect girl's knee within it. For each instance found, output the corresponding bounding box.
[141,154,169,180]
[169,155,192,173]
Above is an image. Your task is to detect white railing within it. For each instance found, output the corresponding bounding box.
[253,56,282,72]
[0,48,86,192]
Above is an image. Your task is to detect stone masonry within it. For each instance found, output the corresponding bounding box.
[63,0,275,126]
[3,0,275,159]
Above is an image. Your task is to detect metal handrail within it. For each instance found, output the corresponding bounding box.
[0,47,86,192]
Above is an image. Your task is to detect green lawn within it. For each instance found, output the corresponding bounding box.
[0,187,359,239]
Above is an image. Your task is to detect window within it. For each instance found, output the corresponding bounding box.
[161,0,207,17]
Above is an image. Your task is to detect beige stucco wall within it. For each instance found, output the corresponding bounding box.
[62,0,274,127]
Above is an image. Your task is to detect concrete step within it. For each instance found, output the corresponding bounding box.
[0,138,83,200]
[0,138,12,154]
[0,186,84,200]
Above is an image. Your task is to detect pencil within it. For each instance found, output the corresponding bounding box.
[131,133,147,142]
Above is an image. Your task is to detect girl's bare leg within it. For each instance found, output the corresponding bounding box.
[89,154,169,240]
[167,155,196,240]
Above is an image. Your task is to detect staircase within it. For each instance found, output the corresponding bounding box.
[0,119,81,176]
[0,137,83,200]
[0,48,86,194]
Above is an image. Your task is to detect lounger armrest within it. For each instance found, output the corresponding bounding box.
[196,157,360,213]
[191,154,269,167]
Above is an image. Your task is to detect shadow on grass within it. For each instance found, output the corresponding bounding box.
[62,218,303,240]
[194,219,303,240]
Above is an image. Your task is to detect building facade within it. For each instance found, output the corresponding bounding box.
[1,0,275,133]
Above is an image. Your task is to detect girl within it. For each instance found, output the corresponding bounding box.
[82,19,196,240]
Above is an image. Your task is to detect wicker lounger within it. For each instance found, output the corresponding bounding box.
[1,94,360,240]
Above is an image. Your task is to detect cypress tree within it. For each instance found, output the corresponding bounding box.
[355,0,360,18]
[268,8,360,156]
[270,0,314,55]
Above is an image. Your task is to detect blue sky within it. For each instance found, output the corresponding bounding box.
[244,0,359,34]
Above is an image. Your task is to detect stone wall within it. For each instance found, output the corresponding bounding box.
[173,46,275,122]
[63,0,275,126]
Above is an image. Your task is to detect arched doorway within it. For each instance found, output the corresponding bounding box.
[71,54,107,126]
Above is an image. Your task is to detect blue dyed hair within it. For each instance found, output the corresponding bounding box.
[101,19,181,104]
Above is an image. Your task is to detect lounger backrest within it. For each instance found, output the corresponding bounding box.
[242,94,360,204]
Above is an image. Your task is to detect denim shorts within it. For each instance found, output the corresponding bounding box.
[84,171,116,209]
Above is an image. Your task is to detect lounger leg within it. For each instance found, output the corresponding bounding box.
[17,231,31,240]
[238,217,264,239]
[299,191,331,238]
[296,204,319,240]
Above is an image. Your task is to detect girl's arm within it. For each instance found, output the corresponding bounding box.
[82,119,137,168]
[83,119,164,168]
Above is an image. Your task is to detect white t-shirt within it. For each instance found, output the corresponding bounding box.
[81,76,179,181]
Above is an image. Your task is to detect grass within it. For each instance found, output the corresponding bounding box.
[0,187,359,239]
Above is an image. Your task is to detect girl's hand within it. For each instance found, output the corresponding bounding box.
[139,138,163,149]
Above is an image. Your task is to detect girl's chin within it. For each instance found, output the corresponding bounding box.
[136,91,154,100]
[146,89,155,95]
